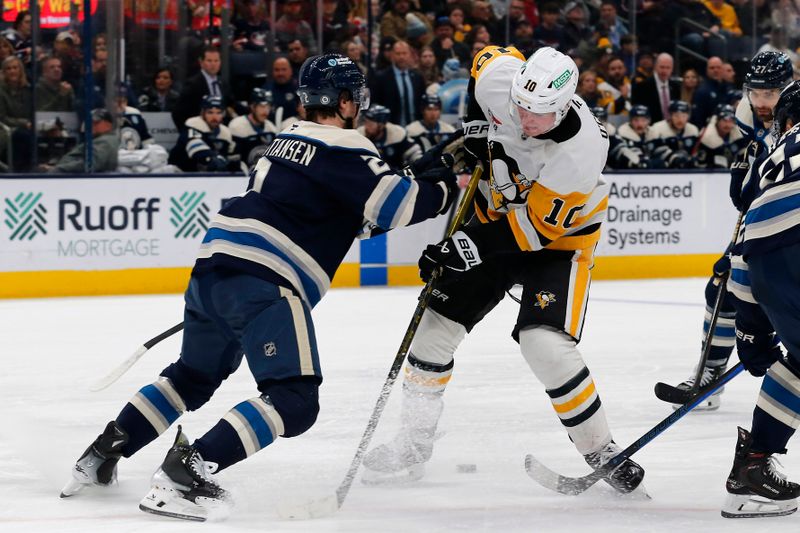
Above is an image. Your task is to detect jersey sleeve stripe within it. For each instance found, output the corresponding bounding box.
[364,174,419,229]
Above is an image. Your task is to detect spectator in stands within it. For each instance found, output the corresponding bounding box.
[562,1,592,54]
[594,0,628,49]
[632,53,681,123]
[322,0,352,50]
[116,85,153,151]
[232,0,270,52]
[3,10,32,67]
[418,45,441,89]
[287,39,310,81]
[695,103,746,168]
[406,93,456,152]
[691,56,731,127]
[632,49,655,85]
[275,0,318,52]
[620,35,638,78]
[512,19,536,57]
[376,36,397,70]
[448,6,471,43]
[499,0,534,40]
[229,87,278,167]
[52,32,82,89]
[369,40,425,127]
[702,0,746,59]
[43,108,119,173]
[770,0,800,44]
[609,105,653,169]
[380,0,433,49]
[342,39,367,74]
[0,55,31,171]
[0,37,15,77]
[468,1,501,43]
[577,69,602,107]
[138,68,180,113]
[722,61,736,84]
[597,56,631,119]
[169,95,239,172]
[465,24,493,49]
[647,100,699,168]
[680,67,700,105]
[357,104,421,169]
[431,16,470,68]
[533,3,566,50]
[263,56,298,127]
[172,47,232,130]
[662,0,721,58]
[35,56,75,111]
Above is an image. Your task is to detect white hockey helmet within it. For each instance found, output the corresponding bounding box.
[510,47,578,130]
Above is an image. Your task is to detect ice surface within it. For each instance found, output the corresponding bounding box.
[0,278,790,532]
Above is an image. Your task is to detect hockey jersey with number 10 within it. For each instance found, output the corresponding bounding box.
[468,45,610,253]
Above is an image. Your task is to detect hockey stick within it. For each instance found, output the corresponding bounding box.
[654,211,744,404]
[89,322,184,392]
[525,362,745,495]
[277,165,484,520]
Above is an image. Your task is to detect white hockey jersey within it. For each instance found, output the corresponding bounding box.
[469,46,610,253]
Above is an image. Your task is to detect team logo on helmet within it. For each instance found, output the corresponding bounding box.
[328,58,337,66]
[535,291,556,310]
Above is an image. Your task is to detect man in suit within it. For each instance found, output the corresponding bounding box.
[171,46,232,129]
[632,53,680,123]
[369,40,425,127]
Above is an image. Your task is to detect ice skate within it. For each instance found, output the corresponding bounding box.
[139,425,231,522]
[721,427,800,518]
[584,441,646,495]
[361,430,433,485]
[61,420,128,498]
[671,364,726,411]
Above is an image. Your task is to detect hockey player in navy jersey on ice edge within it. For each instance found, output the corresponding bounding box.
[60,53,457,521]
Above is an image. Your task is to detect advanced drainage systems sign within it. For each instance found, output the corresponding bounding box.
[1,176,246,272]
[595,172,739,256]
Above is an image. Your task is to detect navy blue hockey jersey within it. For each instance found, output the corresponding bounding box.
[192,121,448,307]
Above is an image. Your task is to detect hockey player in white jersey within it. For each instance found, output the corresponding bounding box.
[363,46,646,494]
[60,54,458,521]
[228,87,278,167]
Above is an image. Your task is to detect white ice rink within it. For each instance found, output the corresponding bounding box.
[1,278,793,532]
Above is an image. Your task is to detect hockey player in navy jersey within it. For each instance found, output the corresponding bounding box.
[363,46,645,494]
[357,104,422,169]
[406,94,456,153]
[721,80,800,519]
[60,54,457,521]
[228,87,278,167]
[665,51,792,410]
[168,95,240,172]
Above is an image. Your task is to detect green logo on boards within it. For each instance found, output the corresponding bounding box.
[4,192,46,240]
[169,191,210,238]
[552,69,572,89]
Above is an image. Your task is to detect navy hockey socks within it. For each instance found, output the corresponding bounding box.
[751,359,800,453]
[115,377,187,457]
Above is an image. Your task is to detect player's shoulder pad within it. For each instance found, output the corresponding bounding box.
[735,97,755,134]
[186,116,211,132]
[646,120,671,139]
[439,121,456,133]
[384,123,408,144]
[700,119,724,149]
[228,115,249,133]
[282,120,380,156]
[470,45,525,80]
[405,120,425,137]
[684,122,700,137]
[123,105,142,116]
[217,124,234,142]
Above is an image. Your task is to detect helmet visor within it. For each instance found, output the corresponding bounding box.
[353,86,370,110]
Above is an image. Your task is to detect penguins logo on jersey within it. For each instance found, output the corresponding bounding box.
[535,291,556,310]
[264,342,277,357]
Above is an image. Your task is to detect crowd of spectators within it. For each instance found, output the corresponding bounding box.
[0,0,799,173]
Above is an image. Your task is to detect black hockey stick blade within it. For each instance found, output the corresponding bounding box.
[653,381,695,404]
[525,363,745,495]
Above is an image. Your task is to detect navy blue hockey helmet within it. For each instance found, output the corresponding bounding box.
[630,105,650,119]
[249,87,273,106]
[591,106,607,121]
[201,95,225,111]
[716,104,736,121]
[745,51,793,90]
[298,54,369,110]
[773,80,800,135]
[362,104,391,123]
[668,100,690,114]
[421,93,442,109]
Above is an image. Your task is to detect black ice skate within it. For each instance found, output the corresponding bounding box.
[670,364,727,411]
[722,427,800,518]
[61,420,129,497]
[584,441,646,495]
[139,425,231,522]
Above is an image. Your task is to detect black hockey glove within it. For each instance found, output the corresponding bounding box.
[712,252,731,279]
[735,325,783,377]
[408,130,463,175]
[462,119,490,169]
[419,230,483,282]
[729,141,759,211]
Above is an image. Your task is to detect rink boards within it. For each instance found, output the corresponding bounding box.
[0,171,738,298]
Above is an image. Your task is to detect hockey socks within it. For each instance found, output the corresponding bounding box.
[116,376,187,457]
[194,395,285,472]
[751,358,800,454]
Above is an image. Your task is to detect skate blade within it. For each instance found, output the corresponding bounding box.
[60,477,87,498]
[361,463,425,486]
[612,483,651,501]
[139,484,230,522]
[672,394,721,412]
[721,493,798,518]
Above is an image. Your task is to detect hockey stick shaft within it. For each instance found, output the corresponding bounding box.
[89,322,184,392]
[528,362,745,495]
[334,164,483,508]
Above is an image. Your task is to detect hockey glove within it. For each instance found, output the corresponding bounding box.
[712,252,731,278]
[419,230,483,282]
[729,141,759,211]
[736,326,783,377]
[462,119,490,168]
